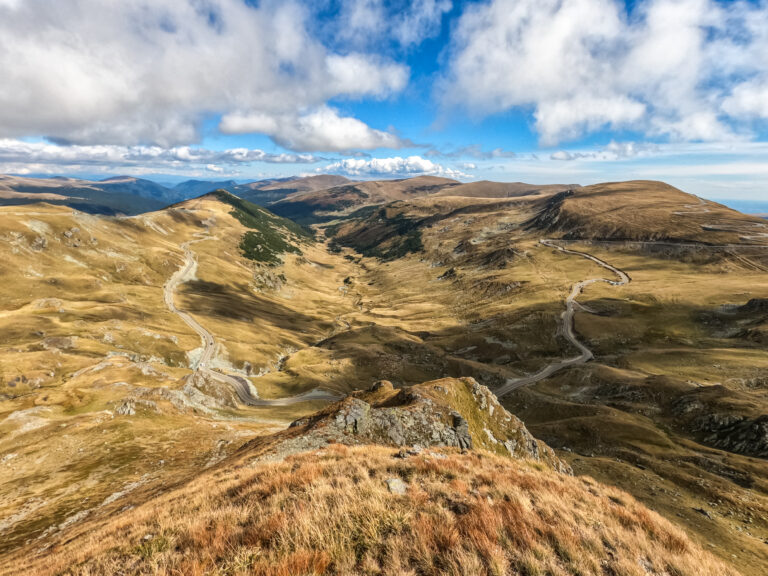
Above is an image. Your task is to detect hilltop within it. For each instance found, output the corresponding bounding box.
[530,180,767,244]
[2,379,735,576]
[269,175,459,224]
[1,178,767,574]
[433,180,578,199]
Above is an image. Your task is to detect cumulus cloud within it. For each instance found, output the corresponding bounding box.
[221,106,403,152]
[0,139,320,174]
[0,0,407,150]
[334,0,451,49]
[723,84,768,119]
[324,156,468,178]
[550,141,659,161]
[443,0,768,145]
[426,145,517,160]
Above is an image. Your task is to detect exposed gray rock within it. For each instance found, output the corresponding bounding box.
[370,380,394,392]
[249,377,570,473]
[385,478,407,495]
[672,392,768,458]
[30,236,47,251]
[42,336,77,350]
[116,401,136,416]
[451,411,472,450]
[114,398,160,416]
[698,414,768,458]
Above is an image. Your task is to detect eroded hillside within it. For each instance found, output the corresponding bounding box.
[1,179,768,574]
[2,379,736,576]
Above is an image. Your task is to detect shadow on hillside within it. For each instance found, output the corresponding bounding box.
[178,280,326,332]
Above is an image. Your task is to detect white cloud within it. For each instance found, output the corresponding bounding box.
[221,106,403,152]
[723,83,768,119]
[392,0,452,47]
[443,0,768,145]
[535,96,646,146]
[0,139,321,174]
[324,155,468,178]
[325,54,407,96]
[550,141,659,161]
[335,0,451,49]
[0,0,408,150]
[426,145,517,160]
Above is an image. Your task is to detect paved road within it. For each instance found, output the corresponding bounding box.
[164,238,214,369]
[494,204,768,399]
[494,239,630,398]
[164,237,339,407]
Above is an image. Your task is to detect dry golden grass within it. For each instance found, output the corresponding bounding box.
[4,445,737,576]
[3,182,768,575]
[0,196,360,552]
[549,180,768,244]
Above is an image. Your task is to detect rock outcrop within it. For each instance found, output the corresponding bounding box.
[672,390,768,458]
[696,414,768,458]
[243,377,571,473]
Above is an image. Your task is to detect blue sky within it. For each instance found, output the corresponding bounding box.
[1,0,768,204]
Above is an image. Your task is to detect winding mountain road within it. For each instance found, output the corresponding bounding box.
[494,239,630,399]
[164,237,339,407]
[495,198,768,399]
[164,238,215,369]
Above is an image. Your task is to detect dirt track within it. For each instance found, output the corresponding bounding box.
[164,237,339,407]
[494,239,630,398]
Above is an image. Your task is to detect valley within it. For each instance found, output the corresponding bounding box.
[0,177,767,574]
[5,1,767,573]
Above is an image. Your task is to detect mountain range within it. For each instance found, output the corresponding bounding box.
[4,173,765,221]
[0,176,767,575]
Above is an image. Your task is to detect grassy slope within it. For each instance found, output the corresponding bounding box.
[312,186,768,573]
[209,190,312,265]
[5,444,736,576]
[2,179,768,574]
[0,195,360,554]
[534,180,767,243]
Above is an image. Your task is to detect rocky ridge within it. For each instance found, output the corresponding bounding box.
[240,377,571,473]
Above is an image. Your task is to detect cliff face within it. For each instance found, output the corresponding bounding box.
[241,377,571,474]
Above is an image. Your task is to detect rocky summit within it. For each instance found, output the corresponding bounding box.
[244,377,571,474]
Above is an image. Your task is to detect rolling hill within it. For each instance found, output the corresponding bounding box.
[0,175,172,215]
[3,379,735,576]
[1,178,768,574]
[0,174,353,216]
[529,180,768,244]
[269,175,459,224]
[433,180,578,198]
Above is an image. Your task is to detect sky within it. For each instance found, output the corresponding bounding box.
[1,0,768,203]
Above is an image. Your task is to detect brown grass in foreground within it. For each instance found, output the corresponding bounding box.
[8,446,737,576]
